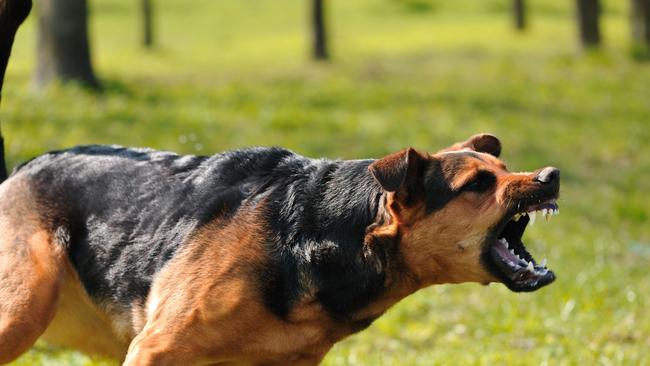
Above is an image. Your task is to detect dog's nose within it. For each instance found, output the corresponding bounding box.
[534,167,560,184]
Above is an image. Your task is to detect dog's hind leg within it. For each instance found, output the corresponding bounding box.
[0,204,65,363]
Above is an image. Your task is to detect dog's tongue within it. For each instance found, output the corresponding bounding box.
[494,243,518,264]
[493,239,520,265]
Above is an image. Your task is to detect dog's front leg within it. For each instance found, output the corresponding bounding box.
[123,324,209,366]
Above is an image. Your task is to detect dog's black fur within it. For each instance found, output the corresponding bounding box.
[14,145,430,322]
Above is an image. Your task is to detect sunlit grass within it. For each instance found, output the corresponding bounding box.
[2,0,649,365]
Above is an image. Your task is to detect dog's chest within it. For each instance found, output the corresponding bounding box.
[244,301,355,364]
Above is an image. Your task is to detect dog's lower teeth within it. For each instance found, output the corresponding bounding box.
[527,262,534,272]
[541,258,547,267]
[529,211,536,225]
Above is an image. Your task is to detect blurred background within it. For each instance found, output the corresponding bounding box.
[2,0,649,365]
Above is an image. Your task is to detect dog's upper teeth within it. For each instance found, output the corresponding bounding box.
[527,261,535,272]
[528,211,536,225]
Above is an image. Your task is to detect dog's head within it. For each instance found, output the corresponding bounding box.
[369,133,559,292]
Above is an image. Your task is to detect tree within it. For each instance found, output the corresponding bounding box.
[34,0,100,89]
[0,0,32,182]
[311,0,328,60]
[631,0,650,54]
[576,0,601,48]
[141,0,154,48]
[513,0,526,31]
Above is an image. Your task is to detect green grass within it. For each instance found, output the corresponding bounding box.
[2,0,650,365]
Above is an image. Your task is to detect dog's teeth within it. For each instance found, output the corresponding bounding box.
[541,208,547,216]
[545,212,551,222]
[510,249,516,256]
[541,258,547,267]
[527,262,534,272]
[513,213,521,222]
[528,211,536,225]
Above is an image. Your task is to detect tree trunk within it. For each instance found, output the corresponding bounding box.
[631,0,650,51]
[142,0,153,48]
[576,0,601,48]
[513,0,526,31]
[0,0,32,182]
[0,124,6,182]
[34,0,99,89]
[311,0,328,60]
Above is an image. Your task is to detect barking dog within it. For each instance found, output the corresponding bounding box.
[0,134,559,365]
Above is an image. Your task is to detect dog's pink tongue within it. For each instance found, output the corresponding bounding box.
[494,239,520,265]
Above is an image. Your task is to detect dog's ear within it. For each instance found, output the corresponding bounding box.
[439,133,501,157]
[369,148,428,202]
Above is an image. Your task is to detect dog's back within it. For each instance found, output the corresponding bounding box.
[7,145,298,303]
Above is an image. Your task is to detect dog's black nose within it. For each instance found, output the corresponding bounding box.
[534,167,560,184]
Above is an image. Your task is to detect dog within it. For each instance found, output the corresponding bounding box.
[0,134,559,365]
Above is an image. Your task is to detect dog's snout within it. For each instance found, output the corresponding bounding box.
[534,167,560,184]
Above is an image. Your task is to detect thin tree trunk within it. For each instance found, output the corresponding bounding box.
[142,0,153,48]
[576,0,601,48]
[0,125,6,182]
[34,0,99,89]
[513,0,526,31]
[0,0,32,182]
[311,0,328,60]
[631,0,650,51]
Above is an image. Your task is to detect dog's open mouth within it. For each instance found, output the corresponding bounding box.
[485,199,558,292]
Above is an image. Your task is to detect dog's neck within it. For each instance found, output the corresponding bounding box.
[256,155,420,326]
[300,159,419,323]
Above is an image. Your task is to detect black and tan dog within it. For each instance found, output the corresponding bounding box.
[0,134,560,365]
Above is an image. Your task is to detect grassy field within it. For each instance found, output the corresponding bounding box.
[2,0,649,365]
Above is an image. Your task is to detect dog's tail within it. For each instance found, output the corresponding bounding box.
[0,0,33,183]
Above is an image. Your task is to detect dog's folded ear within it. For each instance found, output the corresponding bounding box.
[439,133,501,157]
[369,148,428,195]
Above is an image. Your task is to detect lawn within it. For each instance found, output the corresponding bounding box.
[2,0,649,365]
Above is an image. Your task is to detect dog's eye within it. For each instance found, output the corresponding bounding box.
[463,171,496,193]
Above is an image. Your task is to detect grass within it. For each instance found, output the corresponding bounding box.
[2,0,649,365]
